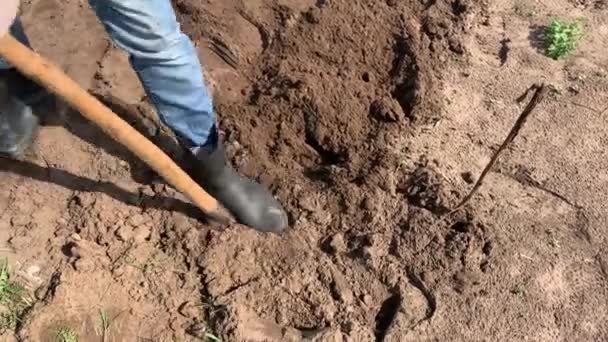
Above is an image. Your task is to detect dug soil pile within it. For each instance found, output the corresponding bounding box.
[1,0,607,341]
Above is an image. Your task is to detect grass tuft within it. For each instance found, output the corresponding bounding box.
[56,326,79,342]
[0,258,32,331]
[98,309,110,341]
[545,18,584,59]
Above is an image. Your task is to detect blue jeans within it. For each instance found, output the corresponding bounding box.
[1,0,216,148]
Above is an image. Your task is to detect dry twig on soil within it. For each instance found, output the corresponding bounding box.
[452,83,549,211]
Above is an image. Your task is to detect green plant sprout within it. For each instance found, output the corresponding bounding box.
[545,18,584,59]
[99,309,110,341]
[56,326,79,342]
[0,258,32,331]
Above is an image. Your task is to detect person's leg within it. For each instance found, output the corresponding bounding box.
[89,0,288,232]
[88,0,215,148]
[0,18,46,102]
[0,19,41,158]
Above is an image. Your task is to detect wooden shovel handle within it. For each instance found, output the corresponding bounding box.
[0,34,231,222]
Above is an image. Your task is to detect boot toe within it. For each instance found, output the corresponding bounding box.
[237,189,289,233]
[256,202,289,233]
[186,142,290,233]
[222,179,289,233]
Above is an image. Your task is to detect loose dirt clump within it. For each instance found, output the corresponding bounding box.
[1,0,607,341]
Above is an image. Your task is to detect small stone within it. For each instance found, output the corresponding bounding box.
[329,233,346,254]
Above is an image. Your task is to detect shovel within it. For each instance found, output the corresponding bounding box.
[0,34,233,223]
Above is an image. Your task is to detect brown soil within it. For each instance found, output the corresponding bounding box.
[1,0,607,341]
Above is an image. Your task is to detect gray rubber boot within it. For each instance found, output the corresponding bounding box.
[186,141,289,233]
[0,80,39,159]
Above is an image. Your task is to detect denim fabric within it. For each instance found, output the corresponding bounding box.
[2,0,216,147]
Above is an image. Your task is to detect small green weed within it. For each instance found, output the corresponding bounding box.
[56,326,79,342]
[545,18,584,59]
[99,309,110,341]
[0,258,31,331]
[125,253,162,276]
[429,255,442,270]
[205,332,222,342]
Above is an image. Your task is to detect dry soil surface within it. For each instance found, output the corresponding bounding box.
[1,0,607,341]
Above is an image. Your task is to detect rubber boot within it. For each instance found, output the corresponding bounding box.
[186,141,289,233]
[0,80,39,159]
[0,69,48,105]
